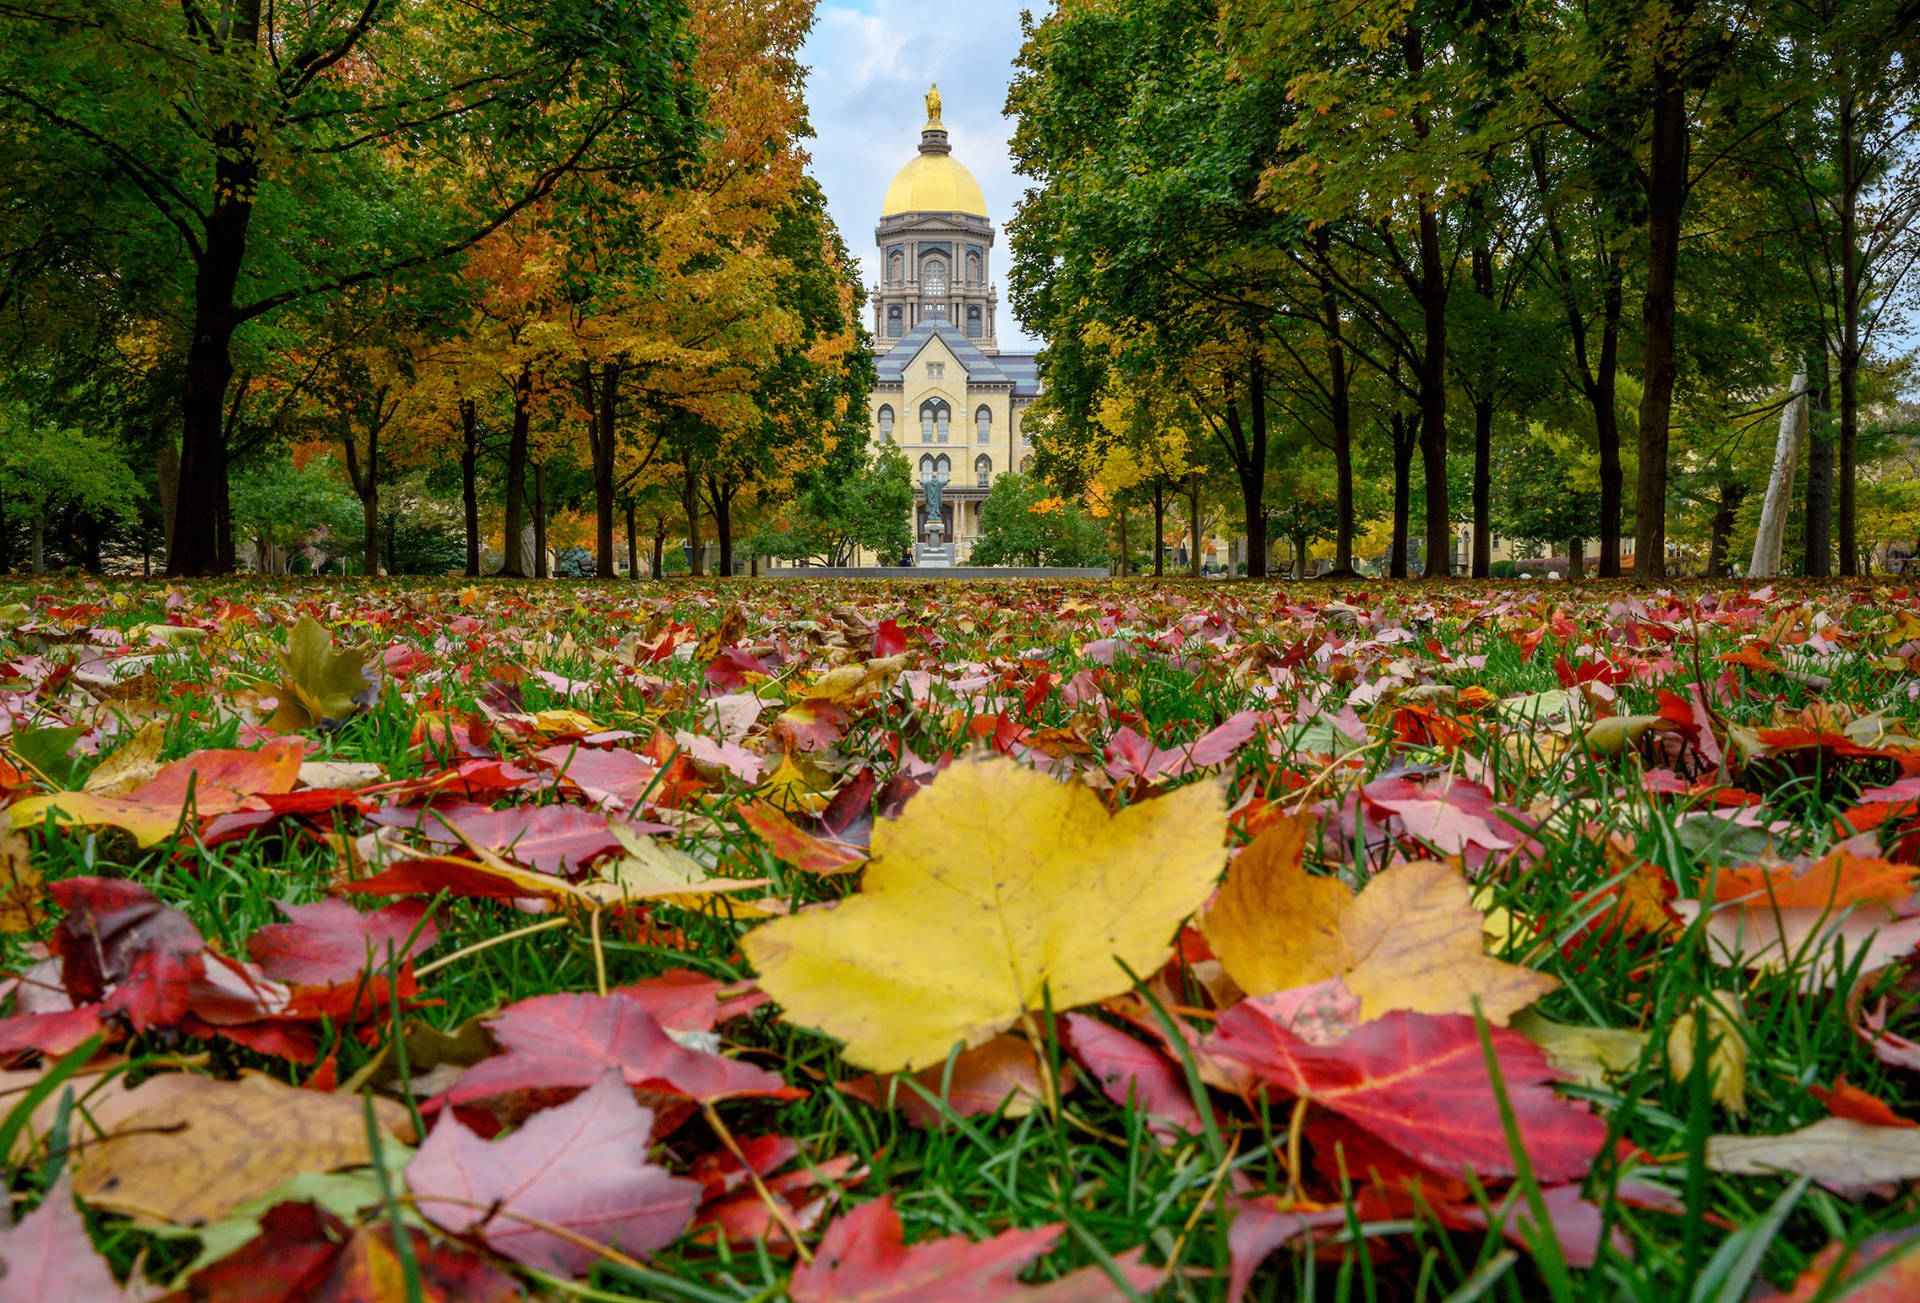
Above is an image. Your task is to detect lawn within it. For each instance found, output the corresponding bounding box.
[4,577,1920,1302]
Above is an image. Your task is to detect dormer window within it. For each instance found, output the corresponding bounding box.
[927,362,944,379]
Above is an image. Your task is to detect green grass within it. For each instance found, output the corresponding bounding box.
[5,576,1920,1300]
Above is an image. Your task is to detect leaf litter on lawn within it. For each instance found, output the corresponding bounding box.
[4,579,1920,1300]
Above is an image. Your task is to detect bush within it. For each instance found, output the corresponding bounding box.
[1490,560,1518,578]
[555,546,595,578]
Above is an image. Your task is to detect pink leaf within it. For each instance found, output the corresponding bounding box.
[407,1073,700,1276]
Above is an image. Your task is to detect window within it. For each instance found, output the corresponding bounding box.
[887,305,902,338]
[967,251,980,282]
[878,405,894,443]
[975,406,992,442]
[919,398,949,442]
[888,250,903,281]
[922,259,948,296]
[1020,455,1033,473]
[975,454,992,487]
[965,305,982,338]
[935,454,950,476]
[926,362,944,379]
[919,454,934,478]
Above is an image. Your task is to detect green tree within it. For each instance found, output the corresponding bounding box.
[0,0,704,574]
[755,445,913,567]
[972,473,1106,568]
[0,405,141,573]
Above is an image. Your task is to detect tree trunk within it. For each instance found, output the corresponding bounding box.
[1837,92,1861,574]
[1230,355,1268,579]
[710,477,734,576]
[626,498,638,579]
[1328,322,1354,575]
[1749,372,1809,578]
[1117,501,1129,577]
[1390,411,1414,579]
[532,461,548,579]
[1188,472,1202,578]
[459,399,480,577]
[682,467,703,576]
[1152,479,1165,576]
[500,365,531,576]
[1633,39,1689,581]
[1568,536,1586,579]
[168,125,259,576]
[155,436,180,559]
[651,520,666,579]
[1802,347,1833,577]
[585,360,619,578]
[1707,481,1747,578]
[1404,22,1449,580]
[1471,396,1493,578]
[30,517,43,576]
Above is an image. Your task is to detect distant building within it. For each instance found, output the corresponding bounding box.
[864,86,1040,563]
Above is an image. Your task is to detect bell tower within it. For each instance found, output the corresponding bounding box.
[872,86,1000,354]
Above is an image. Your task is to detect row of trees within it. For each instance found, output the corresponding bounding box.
[1,0,894,578]
[1006,0,1920,579]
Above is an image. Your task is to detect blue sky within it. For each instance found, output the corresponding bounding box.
[799,0,1045,353]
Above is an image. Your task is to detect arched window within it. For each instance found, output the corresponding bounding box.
[975,405,991,442]
[919,454,935,478]
[877,405,894,443]
[887,305,902,338]
[975,454,992,487]
[888,250,903,281]
[965,305,982,338]
[935,454,950,476]
[920,398,949,443]
[922,259,948,296]
[967,251,980,282]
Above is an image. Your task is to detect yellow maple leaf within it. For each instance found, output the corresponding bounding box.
[741,754,1227,1072]
[1200,820,1557,1024]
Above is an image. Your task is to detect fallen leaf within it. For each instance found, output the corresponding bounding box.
[1668,996,1748,1116]
[1200,823,1556,1024]
[0,827,42,934]
[788,1195,1164,1302]
[841,1033,1049,1128]
[268,614,379,730]
[742,755,1226,1072]
[1062,1013,1200,1141]
[1705,1117,1920,1196]
[71,1072,412,1225]
[0,1174,128,1301]
[10,740,305,846]
[1810,1077,1913,1128]
[1207,1004,1608,1183]
[1755,1224,1920,1301]
[439,991,802,1119]
[81,720,165,797]
[181,1199,519,1303]
[246,897,438,985]
[1509,1011,1649,1090]
[407,1072,701,1275]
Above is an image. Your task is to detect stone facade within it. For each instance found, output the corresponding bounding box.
[862,90,1040,564]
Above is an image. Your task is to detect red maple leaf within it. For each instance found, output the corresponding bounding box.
[788,1195,1163,1302]
[407,1073,701,1276]
[1207,1005,1608,1184]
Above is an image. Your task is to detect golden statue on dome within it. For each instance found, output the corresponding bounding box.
[925,83,942,127]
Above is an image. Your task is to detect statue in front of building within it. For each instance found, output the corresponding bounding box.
[922,469,946,522]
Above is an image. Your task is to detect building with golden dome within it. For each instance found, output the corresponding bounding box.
[867,86,1040,565]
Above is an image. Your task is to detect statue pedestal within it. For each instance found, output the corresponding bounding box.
[917,522,953,568]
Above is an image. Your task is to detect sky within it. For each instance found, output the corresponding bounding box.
[799,0,1045,353]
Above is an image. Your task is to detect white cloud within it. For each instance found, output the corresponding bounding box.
[799,0,1044,353]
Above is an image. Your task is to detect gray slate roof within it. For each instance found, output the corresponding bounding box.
[876,320,1041,397]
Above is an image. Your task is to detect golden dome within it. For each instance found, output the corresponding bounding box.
[881,151,988,218]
